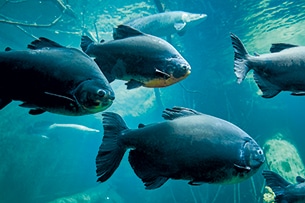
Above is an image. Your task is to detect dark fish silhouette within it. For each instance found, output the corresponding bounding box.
[263,170,305,203]
[0,37,114,115]
[81,25,191,89]
[96,107,265,189]
[231,33,305,98]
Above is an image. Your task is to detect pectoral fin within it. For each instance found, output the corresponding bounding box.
[174,23,187,36]
[174,22,186,31]
[125,79,144,89]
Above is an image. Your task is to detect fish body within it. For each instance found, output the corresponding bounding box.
[0,37,114,115]
[231,33,305,98]
[124,11,207,37]
[263,170,305,203]
[48,123,100,132]
[81,25,191,89]
[96,107,265,189]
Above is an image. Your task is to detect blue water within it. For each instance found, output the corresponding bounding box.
[1,0,305,202]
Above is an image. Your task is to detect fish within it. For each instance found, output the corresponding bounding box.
[262,170,305,203]
[95,106,265,189]
[81,25,191,89]
[0,37,115,115]
[122,11,207,37]
[48,123,100,132]
[230,33,305,98]
[27,120,99,134]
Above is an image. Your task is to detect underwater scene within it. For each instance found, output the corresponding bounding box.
[1,0,305,202]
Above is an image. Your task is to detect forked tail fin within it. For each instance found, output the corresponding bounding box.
[96,112,128,182]
[230,33,251,84]
[262,170,290,202]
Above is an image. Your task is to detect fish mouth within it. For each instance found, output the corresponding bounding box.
[183,68,191,77]
[82,99,113,113]
[80,90,115,113]
[197,14,207,20]
[242,140,265,170]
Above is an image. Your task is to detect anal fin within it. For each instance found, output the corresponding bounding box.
[253,71,281,98]
[128,150,169,189]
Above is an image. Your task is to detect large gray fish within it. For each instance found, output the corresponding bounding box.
[231,33,305,98]
[0,37,114,115]
[81,25,191,89]
[96,107,265,189]
[263,170,305,203]
[123,11,207,37]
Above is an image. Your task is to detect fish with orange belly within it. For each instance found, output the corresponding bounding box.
[81,25,191,89]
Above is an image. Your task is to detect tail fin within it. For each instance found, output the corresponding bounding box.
[96,112,128,182]
[262,170,290,202]
[230,33,251,84]
[81,36,94,52]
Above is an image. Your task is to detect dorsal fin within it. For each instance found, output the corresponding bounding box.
[270,43,299,53]
[81,35,94,52]
[113,25,145,40]
[28,37,64,50]
[162,106,202,120]
[296,176,305,183]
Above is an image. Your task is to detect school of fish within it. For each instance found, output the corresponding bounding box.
[3,8,305,201]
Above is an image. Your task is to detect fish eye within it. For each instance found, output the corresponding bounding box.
[182,65,190,70]
[97,89,106,97]
[257,150,263,155]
